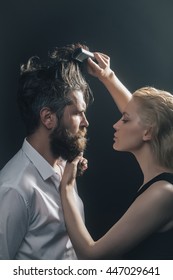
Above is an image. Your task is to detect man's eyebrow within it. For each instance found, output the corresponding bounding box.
[72,104,86,113]
[77,108,86,113]
[77,102,87,112]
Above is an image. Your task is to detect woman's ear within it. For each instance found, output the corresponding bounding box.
[40,107,57,130]
[143,126,153,141]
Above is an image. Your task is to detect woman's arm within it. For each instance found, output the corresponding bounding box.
[60,156,94,259]
[60,157,173,259]
[87,53,132,112]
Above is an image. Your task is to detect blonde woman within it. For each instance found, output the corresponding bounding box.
[60,53,173,259]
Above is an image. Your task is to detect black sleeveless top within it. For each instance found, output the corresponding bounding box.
[124,173,173,260]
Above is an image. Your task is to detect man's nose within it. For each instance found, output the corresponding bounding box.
[82,115,89,127]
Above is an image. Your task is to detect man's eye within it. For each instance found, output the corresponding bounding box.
[77,111,84,116]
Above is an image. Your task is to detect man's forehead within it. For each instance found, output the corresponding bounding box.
[69,90,86,109]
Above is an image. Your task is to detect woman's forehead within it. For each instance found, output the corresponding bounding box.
[124,98,140,114]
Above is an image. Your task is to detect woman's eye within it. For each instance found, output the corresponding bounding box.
[121,118,128,123]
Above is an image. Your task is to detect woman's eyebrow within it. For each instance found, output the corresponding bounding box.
[122,111,130,117]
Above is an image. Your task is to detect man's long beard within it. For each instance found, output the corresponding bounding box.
[49,125,87,175]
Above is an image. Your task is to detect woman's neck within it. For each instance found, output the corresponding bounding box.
[133,145,172,185]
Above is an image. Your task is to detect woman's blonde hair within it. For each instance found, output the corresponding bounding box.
[133,87,173,169]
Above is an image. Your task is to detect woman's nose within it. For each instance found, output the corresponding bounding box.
[113,119,121,130]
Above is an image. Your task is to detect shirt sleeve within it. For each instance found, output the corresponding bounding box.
[0,186,28,259]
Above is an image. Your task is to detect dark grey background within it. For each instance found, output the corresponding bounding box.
[1,0,173,243]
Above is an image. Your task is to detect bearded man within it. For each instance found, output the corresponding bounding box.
[0,44,93,260]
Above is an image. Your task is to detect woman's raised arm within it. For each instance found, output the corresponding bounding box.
[87,52,132,112]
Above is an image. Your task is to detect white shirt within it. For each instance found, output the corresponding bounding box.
[0,139,84,259]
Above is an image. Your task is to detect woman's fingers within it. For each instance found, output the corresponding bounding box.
[87,52,111,79]
[79,158,88,171]
[93,52,110,67]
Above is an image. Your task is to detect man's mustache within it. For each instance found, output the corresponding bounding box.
[73,127,87,139]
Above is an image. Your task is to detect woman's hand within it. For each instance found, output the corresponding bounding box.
[60,155,88,189]
[87,51,131,113]
[87,52,113,81]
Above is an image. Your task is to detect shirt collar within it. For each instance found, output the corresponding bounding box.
[22,138,56,181]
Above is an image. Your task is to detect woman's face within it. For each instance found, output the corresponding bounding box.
[113,99,149,153]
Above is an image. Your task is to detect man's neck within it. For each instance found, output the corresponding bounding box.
[27,131,58,168]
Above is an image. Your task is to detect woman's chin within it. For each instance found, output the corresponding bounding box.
[113,143,118,150]
[113,143,124,152]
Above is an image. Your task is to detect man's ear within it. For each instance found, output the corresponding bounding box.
[40,107,57,129]
[143,126,153,141]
